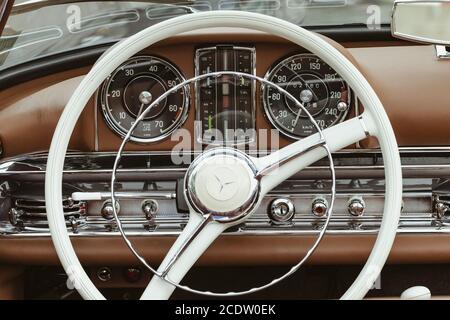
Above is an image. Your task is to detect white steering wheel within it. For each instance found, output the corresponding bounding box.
[45,11,402,300]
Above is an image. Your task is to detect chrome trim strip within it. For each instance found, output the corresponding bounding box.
[3,147,450,168]
[0,146,450,239]
[3,226,450,238]
[71,191,176,201]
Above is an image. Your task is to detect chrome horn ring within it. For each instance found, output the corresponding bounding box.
[109,71,337,297]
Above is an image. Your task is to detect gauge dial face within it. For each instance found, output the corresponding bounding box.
[263,54,350,139]
[100,56,189,143]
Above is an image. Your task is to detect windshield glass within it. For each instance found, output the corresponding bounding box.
[0,0,393,71]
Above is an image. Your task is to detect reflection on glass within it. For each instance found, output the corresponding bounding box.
[1,0,395,71]
[393,2,450,45]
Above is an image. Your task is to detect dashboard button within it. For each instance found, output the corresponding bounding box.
[123,267,142,283]
[312,197,328,217]
[269,198,295,223]
[348,197,365,216]
[101,201,120,220]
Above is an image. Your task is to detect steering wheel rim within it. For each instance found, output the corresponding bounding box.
[45,11,402,300]
[110,71,338,296]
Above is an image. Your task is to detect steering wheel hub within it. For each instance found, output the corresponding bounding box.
[185,148,260,223]
[204,167,240,201]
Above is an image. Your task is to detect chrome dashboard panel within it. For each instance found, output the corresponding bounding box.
[1,148,450,238]
[3,148,450,178]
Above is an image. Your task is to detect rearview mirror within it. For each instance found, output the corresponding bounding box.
[392,0,450,46]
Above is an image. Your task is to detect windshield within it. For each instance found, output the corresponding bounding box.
[0,0,393,71]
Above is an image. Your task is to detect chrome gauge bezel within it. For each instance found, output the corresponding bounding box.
[262,53,351,140]
[194,45,257,146]
[99,55,190,143]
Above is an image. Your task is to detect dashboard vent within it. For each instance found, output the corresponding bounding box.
[14,197,86,218]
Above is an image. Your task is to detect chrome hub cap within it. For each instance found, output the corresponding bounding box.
[185,148,260,222]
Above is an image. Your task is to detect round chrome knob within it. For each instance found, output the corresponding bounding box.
[101,201,120,220]
[9,208,23,226]
[337,101,349,112]
[142,199,158,219]
[269,198,295,223]
[138,91,153,105]
[312,197,328,217]
[300,89,314,103]
[348,197,365,216]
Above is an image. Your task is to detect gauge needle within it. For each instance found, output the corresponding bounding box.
[136,102,145,118]
[292,106,303,128]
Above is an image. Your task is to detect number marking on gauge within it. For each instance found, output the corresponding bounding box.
[262,53,350,139]
[100,56,189,143]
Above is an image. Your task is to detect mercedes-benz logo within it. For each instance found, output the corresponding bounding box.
[205,168,239,201]
[213,174,236,193]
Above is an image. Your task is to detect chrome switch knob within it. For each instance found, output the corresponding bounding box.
[348,197,365,216]
[142,199,158,219]
[337,101,349,112]
[312,197,328,217]
[435,201,450,219]
[269,198,295,223]
[101,201,120,220]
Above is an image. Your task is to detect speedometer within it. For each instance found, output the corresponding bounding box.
[100,56,189,143]
[262,54,350,139]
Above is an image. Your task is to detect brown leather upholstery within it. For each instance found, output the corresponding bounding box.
[2,38,445,156]
[1,234,450,266]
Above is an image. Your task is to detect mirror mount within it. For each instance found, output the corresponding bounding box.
[436,45,450,59]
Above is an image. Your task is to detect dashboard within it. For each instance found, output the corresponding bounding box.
[1,32,450,156]
[1,30,450,274]
[98,43,351,146]
[90,32,360,154]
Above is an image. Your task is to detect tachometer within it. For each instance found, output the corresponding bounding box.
[100,56,189,143]
[262,54,350,139]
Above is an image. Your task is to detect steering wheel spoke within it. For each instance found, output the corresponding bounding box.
[254,114,374,196]
[140,210,227,300]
